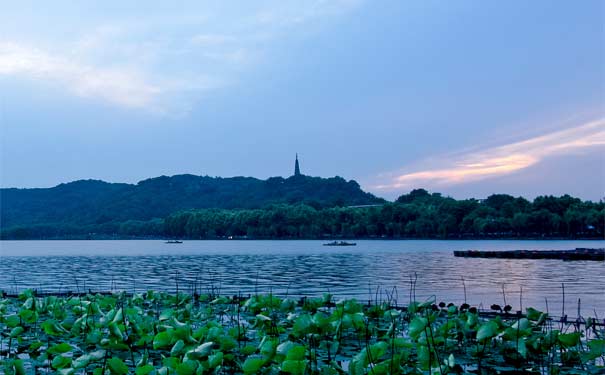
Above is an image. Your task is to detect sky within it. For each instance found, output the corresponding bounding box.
[1,0,603,201]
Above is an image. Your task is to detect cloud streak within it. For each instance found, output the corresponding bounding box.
[0,1,363,113]
[374,118,605,191]
[0,42,162,109]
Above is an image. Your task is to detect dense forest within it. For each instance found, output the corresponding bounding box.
[0,174,382,232]
[163,189,603,239]
[2,187,602,239]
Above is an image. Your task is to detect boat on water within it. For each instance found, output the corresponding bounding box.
[165,240,183,244]
[323,241,356,246]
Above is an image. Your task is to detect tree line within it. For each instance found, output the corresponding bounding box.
[163,190,603,239]
[2,189,602,239]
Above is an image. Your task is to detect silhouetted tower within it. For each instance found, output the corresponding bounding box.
[294,153,301,176]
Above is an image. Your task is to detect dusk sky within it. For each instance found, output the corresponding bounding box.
[1,0,603,200]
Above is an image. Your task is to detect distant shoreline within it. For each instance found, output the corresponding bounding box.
[4,178,604,241]
[1,236,603,241]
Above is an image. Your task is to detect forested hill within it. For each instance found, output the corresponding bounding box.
[2,178,602,239]
[0,174,383,230]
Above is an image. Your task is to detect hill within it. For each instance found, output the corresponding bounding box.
[0,174,384,236]
[2,178,602,240]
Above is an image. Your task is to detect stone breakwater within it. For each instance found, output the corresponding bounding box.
[454,247,605,261]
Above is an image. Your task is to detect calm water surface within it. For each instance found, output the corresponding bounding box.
[1,240,603,316]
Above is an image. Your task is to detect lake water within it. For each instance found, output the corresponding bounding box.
[1,240,604,317]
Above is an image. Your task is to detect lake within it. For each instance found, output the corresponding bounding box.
[1,240,603,317]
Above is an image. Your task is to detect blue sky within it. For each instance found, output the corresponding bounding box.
[1,0,603,200]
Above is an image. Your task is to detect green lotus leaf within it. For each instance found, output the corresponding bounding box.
[281,359,307,374]
[153,330,173,349]
[558,332,581,348]
[276,341,297,357]
[241,345,257,356]
[368,341,388,362]
[29,340,44,351]
[48,343,72,354]
[208,352,224,368]
[286,345,306,361]
[10,359,26,375]
[242,356,265,374]
[293,314,313,335]
[41,319,67,336]
[5,315,20,328]
[135,364,155,375]
[582,339,605,362]
[107,357,129,375]
[476,320,499,342]
[170,339,185,357]
[72,354,91,369]
[89,349,106,361]
[186,342,214,359]
[10,326,24,338]
[52,354,72,370]
[159,309,174,321]
[162,357,180,369]
[259,337,277,359]
[111,308,123,324]
[408,317,428,339]
[517,338,528,358]
[176,360,198,375]
[18,309,34,321]
[218,334,237,351]
[256,313,271,321]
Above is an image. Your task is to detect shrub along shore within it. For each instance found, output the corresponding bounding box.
[1,289,604,374]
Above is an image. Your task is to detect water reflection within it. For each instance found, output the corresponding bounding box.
[0,240,603,315]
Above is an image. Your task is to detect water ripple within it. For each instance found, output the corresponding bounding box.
[1,240,603,315]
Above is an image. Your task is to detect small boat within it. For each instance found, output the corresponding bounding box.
[323,241,356,246]
[165,240,183,244]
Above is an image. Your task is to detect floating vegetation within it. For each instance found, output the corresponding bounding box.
[0,289,603,374]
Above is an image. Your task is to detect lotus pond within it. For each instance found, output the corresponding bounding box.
[1,290,604,375]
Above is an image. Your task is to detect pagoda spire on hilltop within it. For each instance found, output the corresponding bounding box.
[294,153,301,176]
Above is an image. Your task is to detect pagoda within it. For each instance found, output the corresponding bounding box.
[294,154,301,176]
